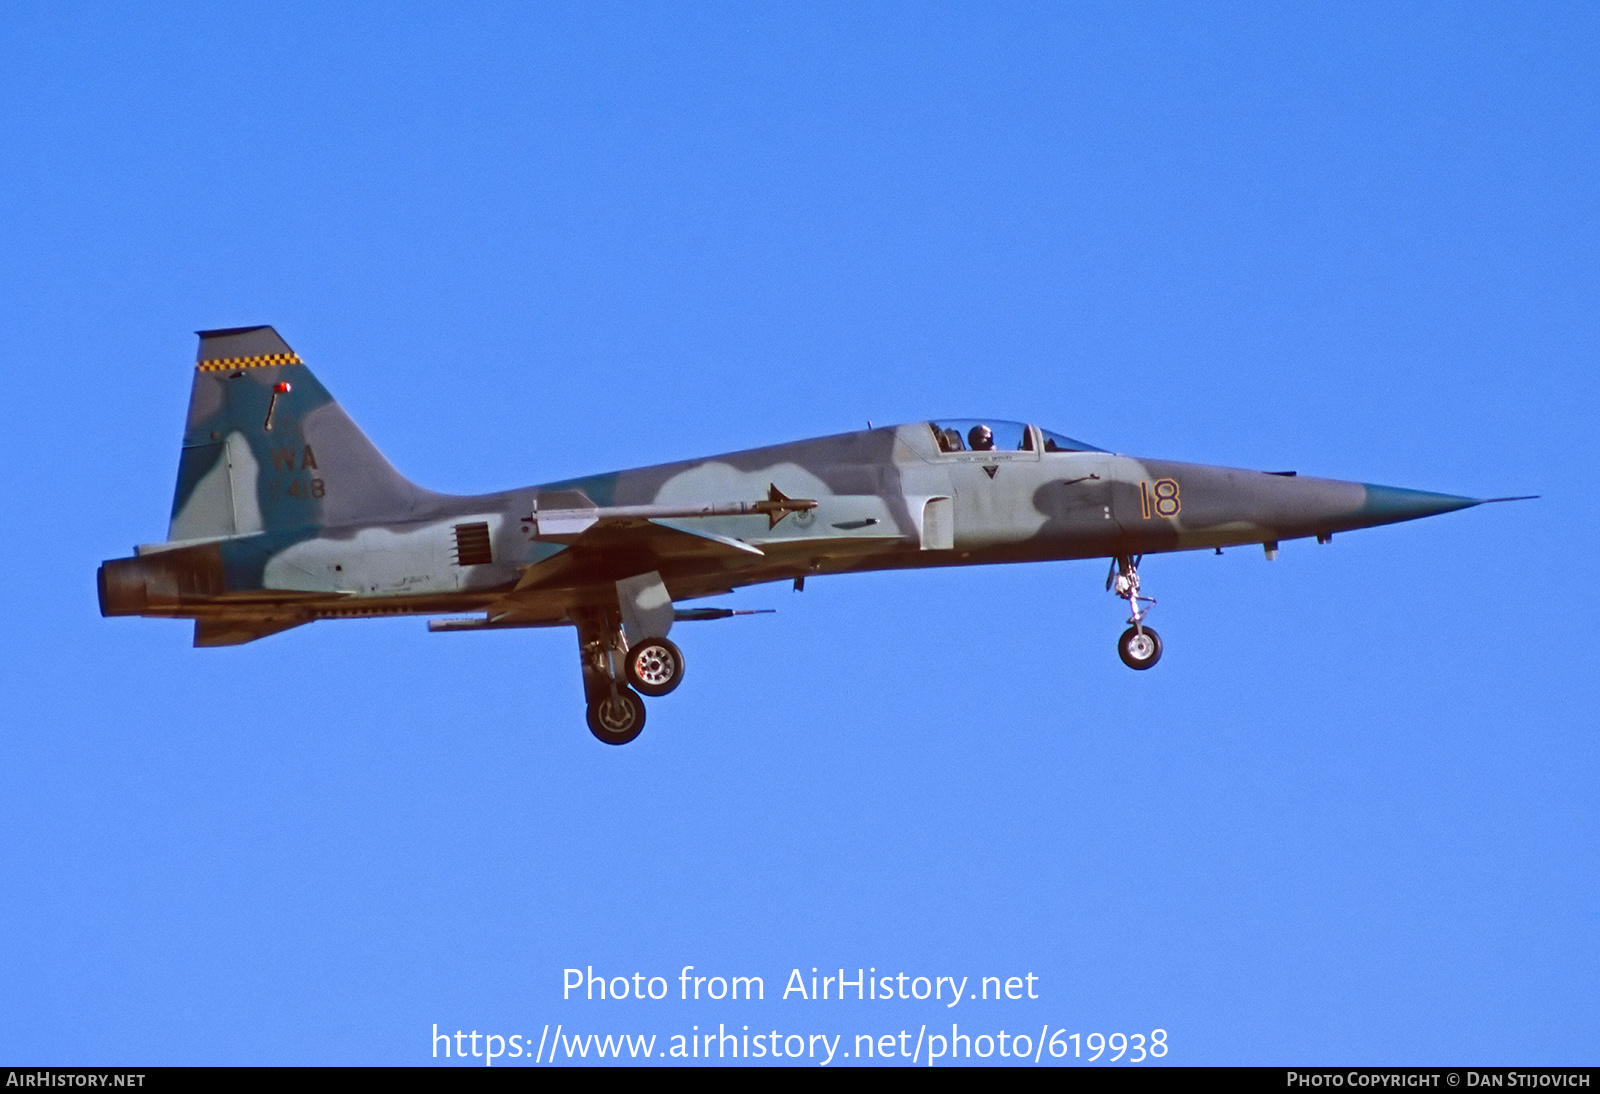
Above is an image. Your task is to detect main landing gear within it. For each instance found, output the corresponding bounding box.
[1108,555,1162,670]
[624,637,685,698]
[576,612,686,745]
[586,687,647,745]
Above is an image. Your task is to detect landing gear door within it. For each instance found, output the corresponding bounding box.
[616,570,673,646]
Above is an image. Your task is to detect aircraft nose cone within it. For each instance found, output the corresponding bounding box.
[1356,483,1480,526]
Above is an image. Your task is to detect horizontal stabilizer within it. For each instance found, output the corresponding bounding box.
[194,618,307,646]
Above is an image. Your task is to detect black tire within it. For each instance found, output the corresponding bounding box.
[586,687,647,745]
[1118,626,1163,670]
[624,637,685,698]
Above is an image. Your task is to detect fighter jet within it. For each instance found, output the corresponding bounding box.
[98,326,1526,744]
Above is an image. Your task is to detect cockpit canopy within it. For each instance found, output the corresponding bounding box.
[928,419,1103,454]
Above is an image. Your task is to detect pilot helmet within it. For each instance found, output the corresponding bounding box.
[968,424,994,450]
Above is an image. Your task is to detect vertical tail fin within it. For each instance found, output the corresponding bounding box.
[167,326,441,542]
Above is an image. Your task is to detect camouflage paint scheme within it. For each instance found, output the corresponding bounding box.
[99,327,1496,737]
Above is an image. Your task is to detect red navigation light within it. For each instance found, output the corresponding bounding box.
[274,382,291,393]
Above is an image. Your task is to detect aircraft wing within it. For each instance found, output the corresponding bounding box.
[509,515,771,595]
[505,484,907,602]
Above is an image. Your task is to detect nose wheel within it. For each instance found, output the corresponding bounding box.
[1107,555,1162,670]
[1118,625,1162,669]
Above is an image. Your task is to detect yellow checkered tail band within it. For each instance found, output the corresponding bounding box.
[196,352,304,372]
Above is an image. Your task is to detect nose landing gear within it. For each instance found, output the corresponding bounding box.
[1108,555,1162,670]
[1118,625,1163,669]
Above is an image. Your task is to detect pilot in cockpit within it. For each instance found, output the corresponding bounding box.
[968,424,995,452]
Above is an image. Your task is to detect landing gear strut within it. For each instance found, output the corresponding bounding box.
[1108,555,1162,670]
[575,610,648,745]
[574,610,690,744]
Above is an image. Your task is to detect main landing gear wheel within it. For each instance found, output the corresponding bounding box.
[1118,626,1163,670]
[587,687,647,745]
[624,637,684,698]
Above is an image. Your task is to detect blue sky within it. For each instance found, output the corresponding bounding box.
[1,1,1595,1066]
